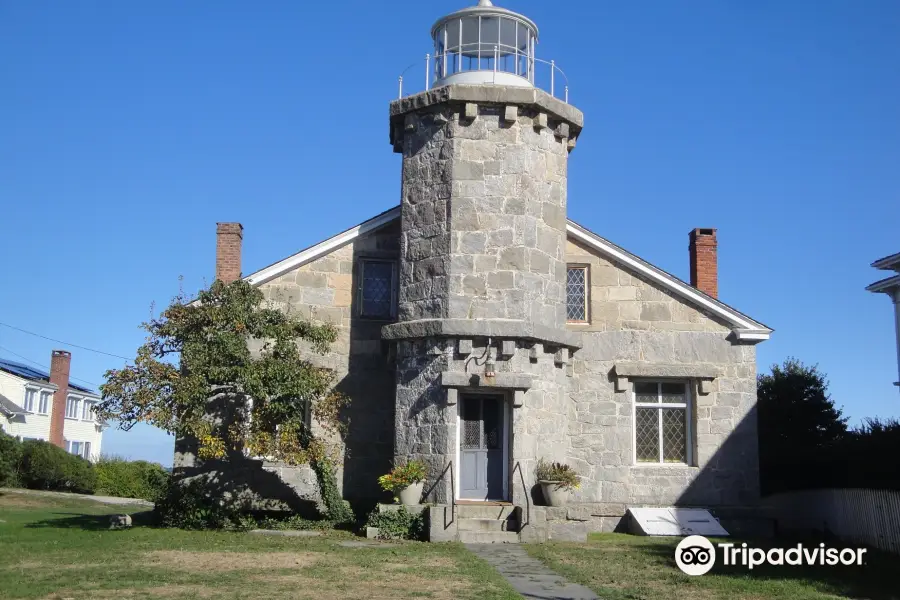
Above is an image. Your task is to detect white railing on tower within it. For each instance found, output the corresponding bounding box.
[397,53,570,104]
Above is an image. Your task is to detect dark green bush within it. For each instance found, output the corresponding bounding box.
[365,505,425,540]
[95,456,170,501]
[0,432,22,487]
[18,440,96,493]
[153,478,247,530]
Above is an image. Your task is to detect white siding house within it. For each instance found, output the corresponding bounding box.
[0,359,104,461]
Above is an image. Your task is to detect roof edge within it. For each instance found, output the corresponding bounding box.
[241,206,772,341]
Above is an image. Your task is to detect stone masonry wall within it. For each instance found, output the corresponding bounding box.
[563,238,759,531]
[177,223,402,507]
[393,337,571,506]
[399,105,570,327]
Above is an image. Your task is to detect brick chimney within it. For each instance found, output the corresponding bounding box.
[216,222,243,283]
[48,350,71,448]
[689,228,718,299]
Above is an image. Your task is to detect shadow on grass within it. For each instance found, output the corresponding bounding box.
[635,536,900,600]
[25,510,158,531]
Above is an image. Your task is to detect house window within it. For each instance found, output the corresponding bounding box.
[38,391,51,414]
[83,441,92,460]
[359,259,396,319]
[65,440,83,457]
[566,265,589,322]
[633,381,691,465]
[65,396,80,419]
[23,389,36,412]
[82,401,94,421]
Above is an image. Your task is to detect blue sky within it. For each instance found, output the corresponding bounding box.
[1,0,898,466]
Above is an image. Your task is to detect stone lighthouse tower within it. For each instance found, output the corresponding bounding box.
[383,0,583,510]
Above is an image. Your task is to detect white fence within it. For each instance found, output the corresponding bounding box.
[764,489,900,554]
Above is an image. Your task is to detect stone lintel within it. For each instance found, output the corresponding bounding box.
[439,371,532,391]
[390,83,584,151]
[382,318,582,351]
[613,362,719,393]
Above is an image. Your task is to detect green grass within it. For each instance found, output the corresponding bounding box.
[0,490,519,600]
[526,532,900,600]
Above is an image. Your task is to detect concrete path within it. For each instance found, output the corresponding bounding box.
[0,487,154,508]
[465,543,600,600]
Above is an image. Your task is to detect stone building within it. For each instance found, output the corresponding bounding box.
[176,0,772,541]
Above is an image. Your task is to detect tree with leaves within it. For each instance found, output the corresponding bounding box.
[98,280,351,520]
[757,358,848,494]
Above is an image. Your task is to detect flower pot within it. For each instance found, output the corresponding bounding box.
[539,480,571,507]
[398,481,424,505]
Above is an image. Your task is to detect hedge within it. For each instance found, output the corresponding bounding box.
[95,456,169,501]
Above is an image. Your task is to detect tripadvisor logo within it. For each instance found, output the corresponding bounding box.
[675,536,868,576]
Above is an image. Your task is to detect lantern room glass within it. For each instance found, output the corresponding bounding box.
[434,14,536,83]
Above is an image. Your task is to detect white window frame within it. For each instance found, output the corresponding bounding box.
[65,395,81,419]
[23,388,37,413]
[358,258,398,320]
[82,400,94,421]
[38,391,52,415]
[632,380,693,466]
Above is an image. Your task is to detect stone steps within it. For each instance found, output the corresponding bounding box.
[458,517,518,532]
[458,530,520,544]
[455,504,517,520]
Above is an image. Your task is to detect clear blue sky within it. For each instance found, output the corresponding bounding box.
[1,1,898,466]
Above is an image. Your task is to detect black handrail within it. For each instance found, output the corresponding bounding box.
[513,461,529,531]
[449,460,456,526]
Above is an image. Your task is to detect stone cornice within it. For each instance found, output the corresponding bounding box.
[381,318,582,351]
[389,83,583,152]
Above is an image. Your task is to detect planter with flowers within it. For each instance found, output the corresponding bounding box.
[378,460,428,505]
[536,459,581,507]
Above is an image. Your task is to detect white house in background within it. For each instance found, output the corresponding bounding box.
[0,351,104,461]
[867,251,900,391]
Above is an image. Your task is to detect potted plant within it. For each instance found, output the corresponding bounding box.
[536,458,580,507]
[378,460,428,505]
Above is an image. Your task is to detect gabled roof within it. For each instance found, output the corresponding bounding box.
[0,358,96,395]
[244,206,772,341]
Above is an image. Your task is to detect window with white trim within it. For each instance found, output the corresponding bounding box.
[633,381,692,465]
[65,440,83,457]
[38,391,51,415]
[358,259,397,319]
[65,396,80,419]
[23,389,36,412]
[566,265,589,322]
[82,400,94,421]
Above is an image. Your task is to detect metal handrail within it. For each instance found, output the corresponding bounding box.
[397,52,570,104]
[449,459,456,526]
[513,461,529,531]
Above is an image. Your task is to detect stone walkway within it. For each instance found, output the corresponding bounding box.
[465,543,600,600]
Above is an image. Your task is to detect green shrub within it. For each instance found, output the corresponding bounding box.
[255,514,336,531]
[0,432,22,487]
[365,505,425,540]
[95,456,170,501]
[153,478,246,530]
[19,440,96,493]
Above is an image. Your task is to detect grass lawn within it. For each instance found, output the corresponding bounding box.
[526,532,900,600]
[0,490,519,600]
